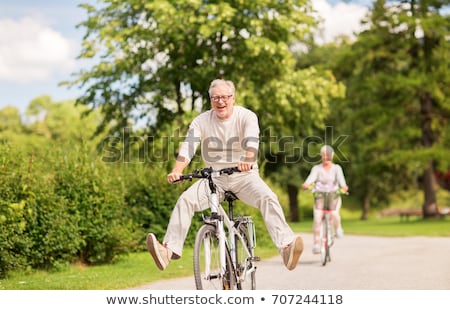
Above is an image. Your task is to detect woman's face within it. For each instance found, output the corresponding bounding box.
[321,151,333,163]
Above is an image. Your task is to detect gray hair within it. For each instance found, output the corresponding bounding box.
[320,145,334,158]
[208,79,235,96]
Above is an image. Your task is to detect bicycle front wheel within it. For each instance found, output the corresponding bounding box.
[320,215,330,266]
[194,224,235,290]
[235,223,256,290]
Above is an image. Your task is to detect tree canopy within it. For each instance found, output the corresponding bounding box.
[330,0,450,218]
[66,0,322,134]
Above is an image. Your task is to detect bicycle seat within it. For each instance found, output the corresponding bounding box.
[224,191,238,202]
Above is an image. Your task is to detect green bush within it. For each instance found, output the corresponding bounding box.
[0,142,139,277]
[51,145,135,264]
[0,145,34,277]
[121,162,188,249]
[3,138,274,277]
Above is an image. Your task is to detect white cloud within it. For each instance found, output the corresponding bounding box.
[313,0,369,44]
[0,16,77,83]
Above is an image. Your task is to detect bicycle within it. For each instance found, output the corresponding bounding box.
[307,190,348,266]
[175,166,259,290]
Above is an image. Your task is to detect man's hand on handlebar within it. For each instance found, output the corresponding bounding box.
[167,170,183,184]
[238,161,253,172]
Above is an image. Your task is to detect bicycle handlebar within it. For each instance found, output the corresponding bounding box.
[303,188,349,196]
[174,166,241,183]
[317,190,349,195]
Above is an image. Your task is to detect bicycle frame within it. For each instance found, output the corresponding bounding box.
[178,167,258,290]
[320,207,334,266]
[314,191,339,266]
[214,199,256,286]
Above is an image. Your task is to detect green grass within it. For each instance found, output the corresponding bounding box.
[0,245,278,290]
[291,216,450,237]
[1,215,448,290]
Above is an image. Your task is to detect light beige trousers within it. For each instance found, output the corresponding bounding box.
[163,169,296,257]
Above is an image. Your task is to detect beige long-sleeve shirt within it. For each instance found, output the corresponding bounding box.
[178,106,260,170]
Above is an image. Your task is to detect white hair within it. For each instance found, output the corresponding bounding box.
[208,79,235,96]
[320,145,334,158]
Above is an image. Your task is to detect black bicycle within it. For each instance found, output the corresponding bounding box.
[176,167,259,290]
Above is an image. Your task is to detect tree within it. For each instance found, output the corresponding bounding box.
[65,0,348,221]
[0,106,25,146]
[25,95,102,143]
[257,68,345,221]
[333,0,450,218]
[66,0,318,133]
[0,106,23,133]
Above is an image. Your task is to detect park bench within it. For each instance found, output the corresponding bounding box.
[378,207,449,221]
[399,207,449,221]
[399,209,422,221]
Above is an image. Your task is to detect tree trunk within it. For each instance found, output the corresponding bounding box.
[361,193,370,220]
[175,80,183,114]
[287,184,299,222]
[423,163,439,218]
[420,93,438,218]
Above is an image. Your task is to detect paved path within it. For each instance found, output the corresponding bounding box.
[131,233,450,290]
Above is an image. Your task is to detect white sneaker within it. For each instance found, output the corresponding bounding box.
[336,228,344,238]
[312,244,321,254]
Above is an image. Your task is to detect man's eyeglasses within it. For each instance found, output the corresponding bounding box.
[210,94,233,102]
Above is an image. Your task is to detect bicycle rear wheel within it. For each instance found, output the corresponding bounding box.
[320,215,330,266]
[194,224,235,290]
[235,222,256,290]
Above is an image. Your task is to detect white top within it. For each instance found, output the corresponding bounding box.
[178,106,260,170]
[304,163,347,192]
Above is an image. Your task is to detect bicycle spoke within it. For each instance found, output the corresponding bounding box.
[235,221,256,290]
[194,225,235,290]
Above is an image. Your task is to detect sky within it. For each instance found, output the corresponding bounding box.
[0,0,373,114]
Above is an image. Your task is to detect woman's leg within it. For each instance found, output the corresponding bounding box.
[331,197,343,237]
[313,197,324,249]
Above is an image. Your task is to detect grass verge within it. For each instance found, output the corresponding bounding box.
[1,216,448,290]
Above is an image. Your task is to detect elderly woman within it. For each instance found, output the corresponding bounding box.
[302,145,348,254]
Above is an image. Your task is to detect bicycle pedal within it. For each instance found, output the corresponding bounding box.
[251,256,261,262]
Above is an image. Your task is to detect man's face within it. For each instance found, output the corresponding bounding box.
[210,84,235,120]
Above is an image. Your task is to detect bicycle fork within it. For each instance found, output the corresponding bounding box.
[208,192,229,285]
